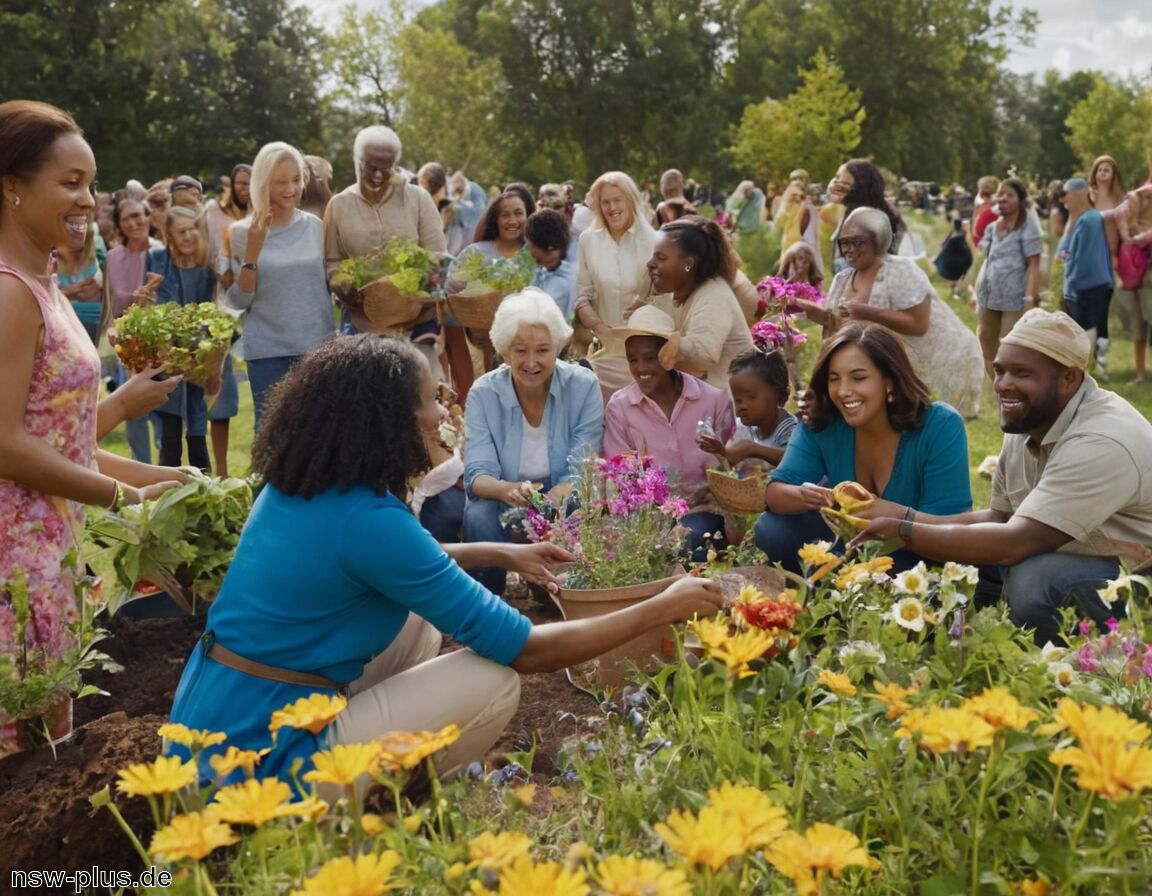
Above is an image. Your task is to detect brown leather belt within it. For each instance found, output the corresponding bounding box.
[202,632,342,690]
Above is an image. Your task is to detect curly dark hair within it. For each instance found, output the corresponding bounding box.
[252,335,430,499]
[728,349,790,406]
[842,159,903,245]
[473,189,536,244]
[805,324,931,433]
[525,208,571,257]
[660,214,738,285]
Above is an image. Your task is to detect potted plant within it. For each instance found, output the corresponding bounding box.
[0,556,117,758]
[503,453,691,691]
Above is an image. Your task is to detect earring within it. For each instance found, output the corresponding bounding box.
[684,265,691,272]
[13,196,20,207]
[887,390,894,403]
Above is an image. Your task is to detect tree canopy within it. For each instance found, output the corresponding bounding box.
[2,0,1149,193]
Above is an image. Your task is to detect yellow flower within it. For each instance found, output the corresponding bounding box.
[871,681,918,720]
[376,723,460,772]
[208,745,270,779]
[655,805,746,870]
[897,706,995,754]
[494,856,589,896]
[149,810,238,862]
[703,627,776,680]
[765,822,878,895]
[1010,879,1051,896]
[834,556,893,589]
[304,742,383,787]
[706,781,788,850]
[269,693,348,735]
[211,778,318,827]
[688,614,731,650]
[798,541,837,568]
[158,723,227,750]
[361,813,386,836]
[291,850,404,896]
[816,669,856,698]
[511,782,538,807]
[117,755,198,797]
[595,856,691,896]
[468,830,533,873]
[1049,742,1152,801]
[891,597,927,632]
[962,688,1041,732]
[736,583,765,605]
[1051,698,1151,750]
[402,810,425,835]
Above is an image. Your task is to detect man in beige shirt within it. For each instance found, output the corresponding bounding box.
[323,125,446,336]
[854,308,1152,645]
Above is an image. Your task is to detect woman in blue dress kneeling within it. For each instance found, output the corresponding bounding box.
[754,324,972,573]
[169,335,725,795]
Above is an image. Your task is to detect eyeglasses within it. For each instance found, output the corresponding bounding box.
[836,236,871,252]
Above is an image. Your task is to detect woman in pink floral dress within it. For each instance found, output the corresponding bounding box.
[0,101,183,719]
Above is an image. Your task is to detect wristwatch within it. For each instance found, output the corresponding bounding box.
[241,262,258,272]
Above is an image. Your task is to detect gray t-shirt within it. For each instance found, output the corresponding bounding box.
[977,215,1043,311]
[732,411,798,450]
[227,211,335,360]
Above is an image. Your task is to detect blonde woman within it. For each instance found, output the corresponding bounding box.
[574,171,663,396]
[227,141,334,430]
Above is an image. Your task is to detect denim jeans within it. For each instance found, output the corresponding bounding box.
[681,511,727,563]
[247,355,298,432]
[991,552,1121,646]
[419,488,466,543]
[462,497,513,595]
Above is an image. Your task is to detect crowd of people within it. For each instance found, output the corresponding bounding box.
[4,96,1152,791]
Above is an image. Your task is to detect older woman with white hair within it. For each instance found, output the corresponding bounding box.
[816,206,984,418]
[323,125,446,338]
[463,288,604,593]
[575,171,665,398]
[228,141,334,430]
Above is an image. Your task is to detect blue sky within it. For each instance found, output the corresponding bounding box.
[310,0,1152,80]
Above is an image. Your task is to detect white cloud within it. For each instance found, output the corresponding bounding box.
[1007,4,1152,78]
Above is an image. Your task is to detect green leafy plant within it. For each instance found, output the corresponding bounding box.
[328,237,440,297]
[113,302,236,385]
[451,247,535,294]
[87,473,256,613]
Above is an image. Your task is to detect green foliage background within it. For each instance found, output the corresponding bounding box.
[2,0,1150,192]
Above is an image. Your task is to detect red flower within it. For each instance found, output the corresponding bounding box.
[735,597,804,632]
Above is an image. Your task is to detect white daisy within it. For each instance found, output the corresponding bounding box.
[939,562,979,586]
[893,562,931,596]
[892,597,926,632]
[1096,575,1134,609]
[1048,661,1075,689]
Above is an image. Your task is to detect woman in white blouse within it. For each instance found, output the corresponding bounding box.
[574,171,662,398]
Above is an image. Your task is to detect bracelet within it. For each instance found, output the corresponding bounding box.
[108,480,124,511]
[898,518,914,541]
[902,506,916,523]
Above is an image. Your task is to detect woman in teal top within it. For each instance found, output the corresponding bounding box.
[755,324,971,573]
[169,335,722,794]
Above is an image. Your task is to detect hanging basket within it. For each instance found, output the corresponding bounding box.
[707,469,767,514]
[550,567,685,694]
[361,277,429,330]
[446,289,504,330]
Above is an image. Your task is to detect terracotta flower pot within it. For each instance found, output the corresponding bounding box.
[551,569,685,694]
[0,697,74,760]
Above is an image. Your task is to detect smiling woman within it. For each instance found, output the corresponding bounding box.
[754,324,971,574]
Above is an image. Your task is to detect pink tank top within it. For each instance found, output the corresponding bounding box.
[0,261,100,670]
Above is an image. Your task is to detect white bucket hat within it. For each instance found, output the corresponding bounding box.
[595,304,679,358]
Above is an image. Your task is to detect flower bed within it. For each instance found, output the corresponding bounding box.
[84,547,1152,893]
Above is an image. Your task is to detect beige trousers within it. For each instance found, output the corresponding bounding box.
[976,304,1025,379]
[326,614,521,798]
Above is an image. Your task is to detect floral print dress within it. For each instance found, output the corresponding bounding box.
[0,262,100,680]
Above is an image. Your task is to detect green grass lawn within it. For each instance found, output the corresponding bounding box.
[99,220,1152,514]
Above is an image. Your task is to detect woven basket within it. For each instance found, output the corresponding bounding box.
[361,277,428,330]
[446,289,503,330]
[707,469,767,514]
[183,343,230,388]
